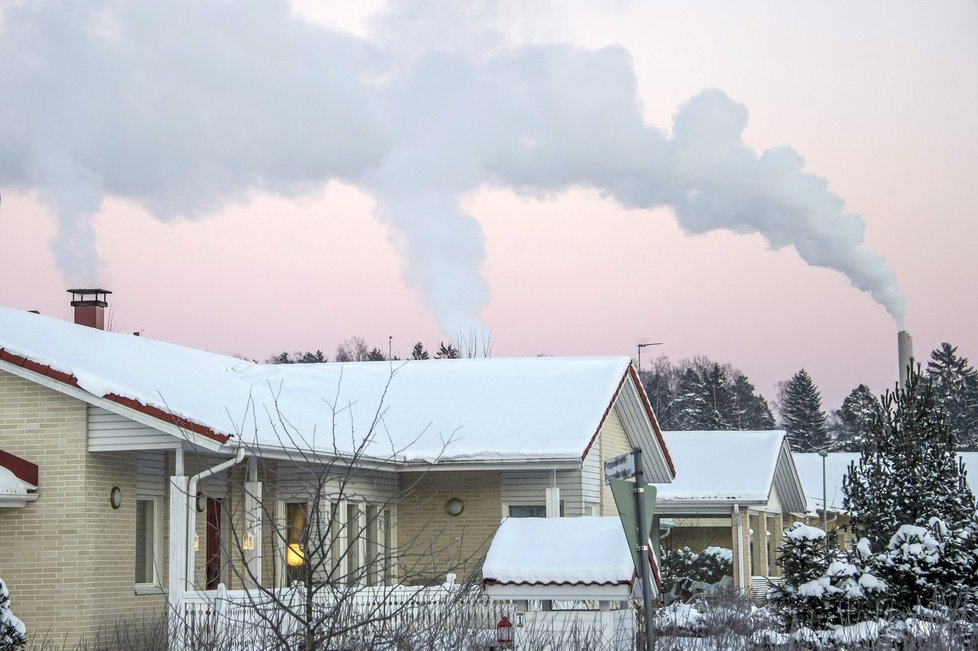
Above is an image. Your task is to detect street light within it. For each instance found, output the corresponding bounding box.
[636,341,663,373]
[818,449,829,562]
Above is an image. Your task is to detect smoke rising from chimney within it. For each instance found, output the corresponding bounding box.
[0,0,906,332]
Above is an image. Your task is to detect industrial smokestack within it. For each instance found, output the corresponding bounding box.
[898,330,914,388]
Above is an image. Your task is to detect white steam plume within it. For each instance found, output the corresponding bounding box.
[0,0,905,328]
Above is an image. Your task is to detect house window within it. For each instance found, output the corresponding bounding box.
[508,502,564,518]
[286,502,308,583]
[346,503,362,584]
[135,498,160,586]
[365,505,393,586]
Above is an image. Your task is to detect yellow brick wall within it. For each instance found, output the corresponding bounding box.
[598,407,633,516]
[396,470,501,584]
[0,369,165,645]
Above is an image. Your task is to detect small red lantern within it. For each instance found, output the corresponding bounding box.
[496,613,513,647]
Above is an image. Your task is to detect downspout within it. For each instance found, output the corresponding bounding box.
[185,447,247,591]
[734,503,746,593]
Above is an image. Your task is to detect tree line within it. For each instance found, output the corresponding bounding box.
[266,337,461,364]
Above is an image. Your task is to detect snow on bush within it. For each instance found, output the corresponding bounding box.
[0,578,26,651]
[660,545,733,587]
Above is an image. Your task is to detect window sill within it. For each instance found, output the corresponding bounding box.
[135,584,165,596]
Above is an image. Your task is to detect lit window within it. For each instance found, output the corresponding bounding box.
[286,502,308,583]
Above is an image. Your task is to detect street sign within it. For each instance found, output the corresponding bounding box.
[604,452,635,484]
[609,479,657,576]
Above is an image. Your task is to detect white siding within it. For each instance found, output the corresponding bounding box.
[276,463,397,504]
[500,469,584,517]
[136,450,167,499]
[88,406,178,452]
[582,440,602,508]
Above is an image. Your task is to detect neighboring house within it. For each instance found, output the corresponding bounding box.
[792,451,978,550]
[0,292,674,644]
[654,430,808,595]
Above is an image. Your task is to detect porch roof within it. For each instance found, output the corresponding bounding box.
[0,451,37,508]
[0,307,672,476]
[655,430,807,513]
[483,517,635,586]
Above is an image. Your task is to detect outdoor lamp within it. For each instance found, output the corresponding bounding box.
[287,543,304,566]
[242,532,255,551]
[445,498,464,516]
[193,533,199,551]
[496,614,513,647]
[109,486,122,509]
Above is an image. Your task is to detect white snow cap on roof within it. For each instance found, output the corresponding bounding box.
[0,306,631,462]
[657,430,785,501]
[483,517,635,585]
[0,466,32,496]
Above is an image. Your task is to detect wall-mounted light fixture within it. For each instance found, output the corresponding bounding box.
[109,486,122,509]
[196,492,206,513]
[445,498,464,517]
[242,532,255,551]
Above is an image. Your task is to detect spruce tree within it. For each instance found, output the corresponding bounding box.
[700,363,733,430]
[731,374,775,430]
[832,384,880,451]
[0,578,26,651]
[672,368,714,430]
[843,367,977,550]
[926,343,978,450]
[780,369,828,452]
[410,342,430,360]
[641,357,676,430]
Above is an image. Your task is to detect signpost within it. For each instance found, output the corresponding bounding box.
[610,448,657,651]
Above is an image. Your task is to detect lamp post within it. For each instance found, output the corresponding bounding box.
[636,341,663,373]
[818,449,829,562]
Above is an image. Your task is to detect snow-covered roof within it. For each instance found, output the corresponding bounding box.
[483,517,635,585]
[792,452,860,514]
[794,452,978,515]
[0,307,653,465]
[655,430,807,512]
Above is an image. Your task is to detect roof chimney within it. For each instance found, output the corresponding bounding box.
[68,288,112,330]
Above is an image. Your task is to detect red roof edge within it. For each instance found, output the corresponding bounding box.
[580,365,676,479]
[483,578,631,587]
[0,347,229,444]
[0,449,39,489]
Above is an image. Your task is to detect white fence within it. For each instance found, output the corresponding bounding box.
[173,583,511,650]
[173,584,641,650]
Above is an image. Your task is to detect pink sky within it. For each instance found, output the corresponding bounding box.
[1,1,976,411]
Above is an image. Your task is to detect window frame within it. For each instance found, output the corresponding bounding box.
[134,496,163,594]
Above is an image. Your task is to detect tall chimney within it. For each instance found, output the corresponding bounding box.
[898,330,914,388]
[68,288,112,330]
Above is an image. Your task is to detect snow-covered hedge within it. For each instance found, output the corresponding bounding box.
[661,545,733,585]
[0,578,26,651]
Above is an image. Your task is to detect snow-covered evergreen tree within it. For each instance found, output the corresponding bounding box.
[731,373,775,430]
[831,384,881,451]
[926,342,978,450]
[780,369,828,452]
[770,523,832,629]
[0,578,26,651]
[672,368,715,430]
[640,357,676,430]
[700,363,732,430]
[844,367,978,550]
[877,518,978,613]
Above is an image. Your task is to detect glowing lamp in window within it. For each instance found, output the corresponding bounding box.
[287,543,304,566]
